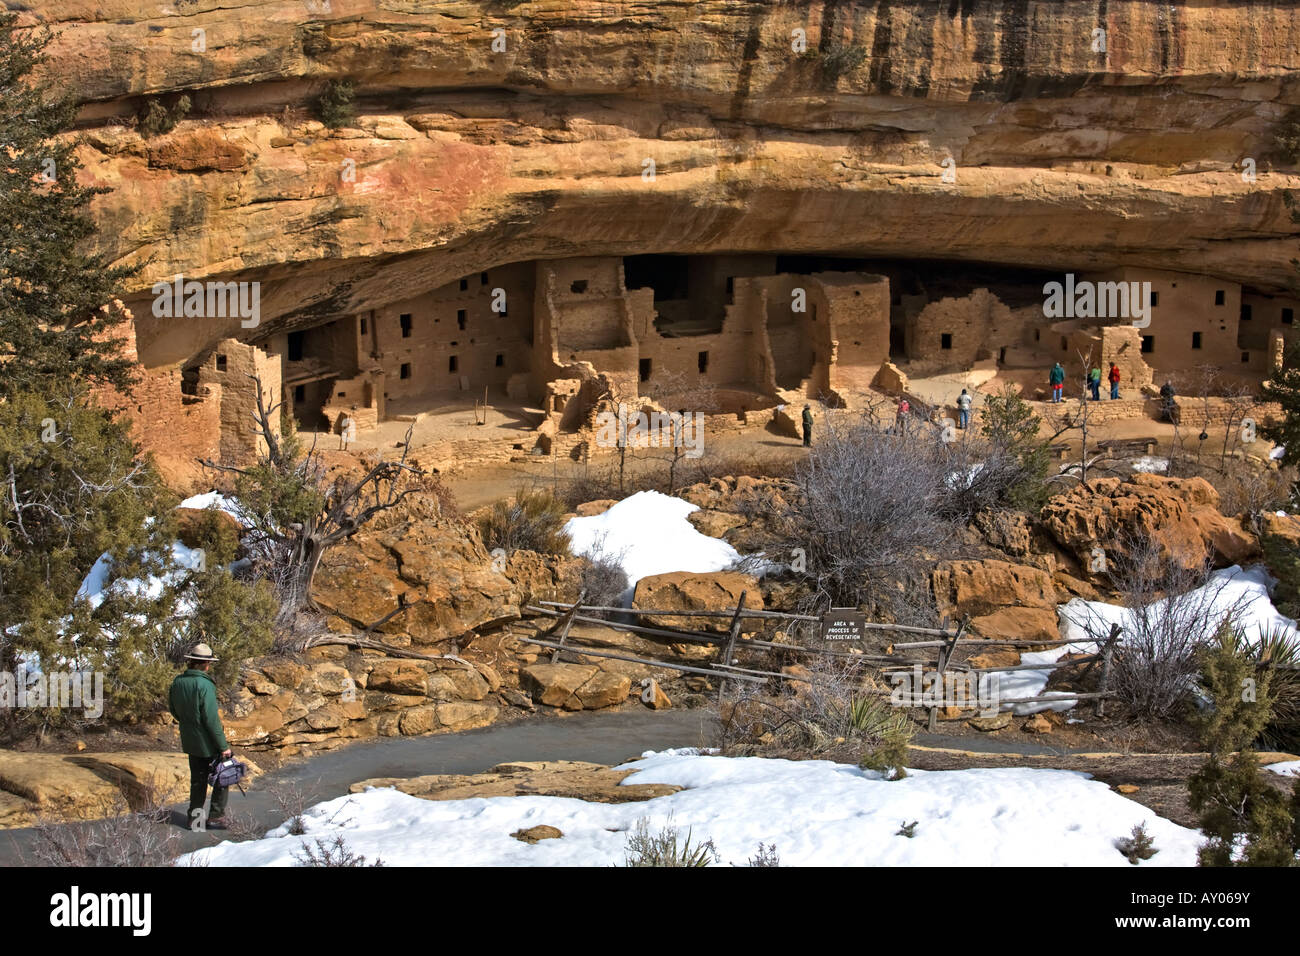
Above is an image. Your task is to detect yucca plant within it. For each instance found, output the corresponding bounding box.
[1252,623,1300,751]
[622,818,718,867]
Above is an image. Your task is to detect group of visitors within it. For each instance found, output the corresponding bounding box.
[1050,361,1122,403]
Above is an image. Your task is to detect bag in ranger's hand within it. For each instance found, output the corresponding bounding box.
[208,755,249,790]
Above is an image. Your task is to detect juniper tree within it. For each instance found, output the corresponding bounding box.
[1187,626,1297,867]
[978,385,1052,510]
[0,390,180,726]
[0,13,138,398]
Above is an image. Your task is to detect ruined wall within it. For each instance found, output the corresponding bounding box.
[373,262,534,409]
[903,288,1017,375]
[1241,290,1300,374]
[534,258,639,402]
[751,275,820,392]
[197,339,281,465]
[1085,268,1240,383]
[95,364,222,491]
[819,273,891,392]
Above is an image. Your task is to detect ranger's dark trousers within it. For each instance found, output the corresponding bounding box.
[188,754,227,824]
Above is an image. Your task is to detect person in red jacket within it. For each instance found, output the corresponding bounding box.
[1108,363,1121,400]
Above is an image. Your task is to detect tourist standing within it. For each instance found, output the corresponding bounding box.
[339,406,357,451]
[1088,365,1102,401]
[801,404,813,447]
[957,389,973,430]
[1049,362,1065,403]
[1108,363,1121,400]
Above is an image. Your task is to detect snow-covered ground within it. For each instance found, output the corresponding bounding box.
[178,491,249,523]
[564,491,742,595]
[1267,760,1300,777]
[992,565,1299,714]
[1059,564,1297,648]
[185,750,1201,867]
[1130,456,1169,473]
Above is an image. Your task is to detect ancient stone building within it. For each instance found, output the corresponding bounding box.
[190,254,894,451]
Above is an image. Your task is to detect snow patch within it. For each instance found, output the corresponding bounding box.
[184,752,1201,867]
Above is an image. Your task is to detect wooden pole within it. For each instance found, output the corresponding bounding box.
[550,595,583,664]
[524,607,722,644]
[523,637,766,683]
[1095,623,1121,717]
[720,592,747,669]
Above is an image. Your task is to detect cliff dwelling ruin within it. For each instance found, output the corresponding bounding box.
[109,253,1300,475]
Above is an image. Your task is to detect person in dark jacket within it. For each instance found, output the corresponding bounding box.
[801,404,813,447]
[1049,362,1065,402]
[168,643,232,830]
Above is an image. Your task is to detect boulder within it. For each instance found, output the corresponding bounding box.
[512,825,564,843]
[632,571,764,633]
[520,662,598,708]
[398,705,438,736]
[1040,474,1260,575]
[69,752,193,807]
[352,760,680,804]
[932,560,1060,643]
[367,660,429,696]
[932,560,1057,616]
[973,509,1033,556]
[436,701,498,731]
[1021,714,1052,734]
[640,678,672,709]
[258,658,308,690]
[311,498,528,646]
[687,509,747,539]
[967,712,1013,732]
[969,607,1060,645]
[574,672,631,710]
[1261,512,1300,548]
[965,648,1021,670]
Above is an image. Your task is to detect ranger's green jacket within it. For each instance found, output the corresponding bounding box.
[168,668,229,756]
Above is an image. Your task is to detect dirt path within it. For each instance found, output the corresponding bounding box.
[0,708,715,864]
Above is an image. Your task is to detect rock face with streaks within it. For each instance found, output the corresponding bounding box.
[18,0,1299,335]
